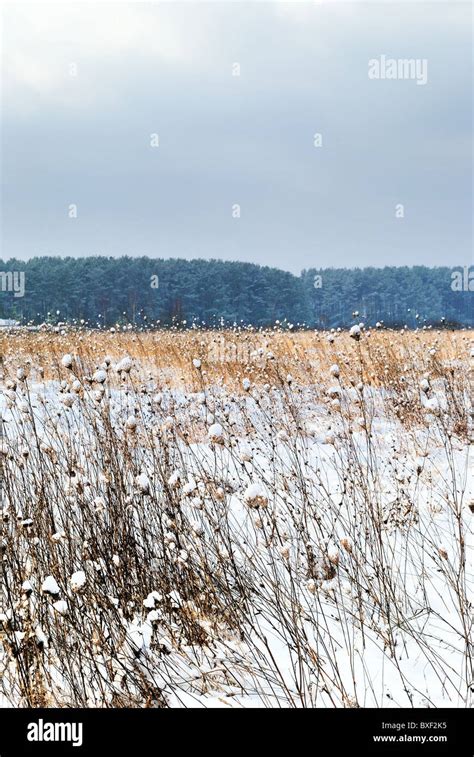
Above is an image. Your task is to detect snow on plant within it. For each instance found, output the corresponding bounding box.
[61,354,73,369]
[243,482,268,509]
[0,326,472,708]
[70,571,87,592]
[208,423,224,444]
[41,576,60,596]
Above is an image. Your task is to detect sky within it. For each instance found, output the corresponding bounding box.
[1,0,472,274]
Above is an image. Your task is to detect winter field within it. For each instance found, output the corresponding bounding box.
[1,326,473,708]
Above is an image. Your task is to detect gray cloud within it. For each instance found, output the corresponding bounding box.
[1,1,472,272]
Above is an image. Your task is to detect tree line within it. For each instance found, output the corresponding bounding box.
[0,257,472,328]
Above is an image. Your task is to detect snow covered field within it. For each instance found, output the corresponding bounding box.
[1,328,473,708]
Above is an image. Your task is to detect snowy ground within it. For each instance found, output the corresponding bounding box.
[1,355,472,708]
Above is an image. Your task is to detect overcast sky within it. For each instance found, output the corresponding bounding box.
[1,1,472,273]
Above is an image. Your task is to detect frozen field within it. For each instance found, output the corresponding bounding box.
[1,328,473,707]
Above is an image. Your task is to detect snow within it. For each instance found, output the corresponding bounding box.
[143,592,162,609]
[61,393,75,408]
[136,473,150,494]
[41,576,60,595]
[93,369,107,383]
[168,470,181,488]
[243,482,268,509]
[61,354,73,368]
[53,600,68,615]
[70,570,86,592]
[419,378,430,393]
[115,356,133,373]
[208,422,224,443]
[1,354,472,709]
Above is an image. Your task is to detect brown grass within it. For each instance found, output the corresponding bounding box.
[1,327,472,394]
